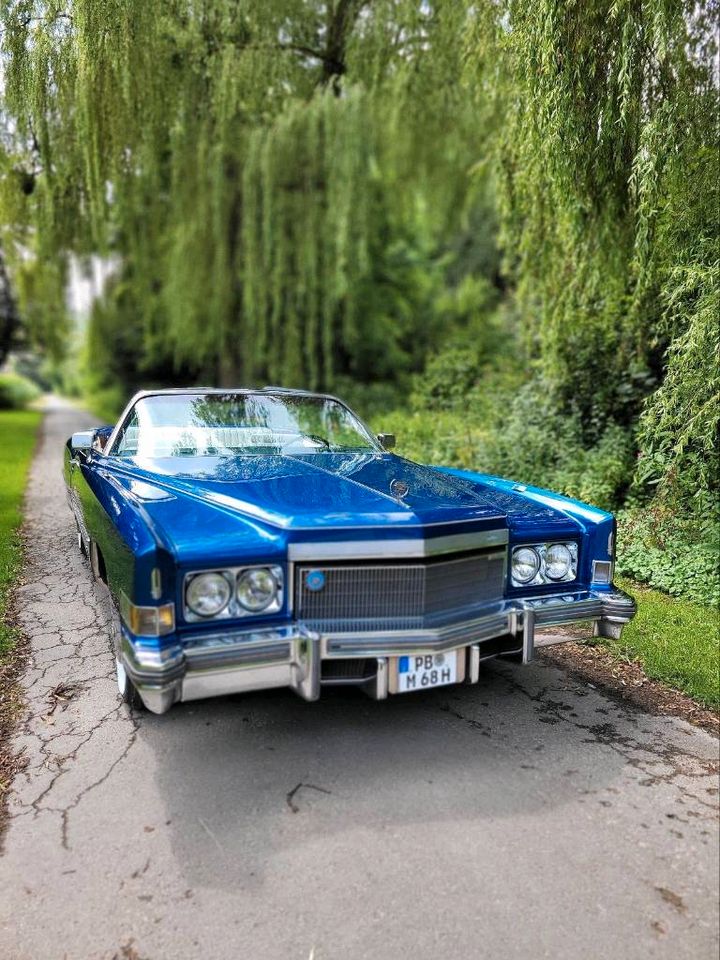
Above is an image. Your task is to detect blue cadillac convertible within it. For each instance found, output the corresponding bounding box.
[64,387,636,713]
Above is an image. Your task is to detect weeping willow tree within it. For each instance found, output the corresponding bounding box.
[468,0,719,506]
[0,0,493,397]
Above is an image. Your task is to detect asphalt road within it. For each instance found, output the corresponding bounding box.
[1,399,718,960]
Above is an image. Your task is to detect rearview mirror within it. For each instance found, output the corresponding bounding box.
[70,431,95,457]
[377,433,396,450]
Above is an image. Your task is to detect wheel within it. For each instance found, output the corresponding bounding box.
[116,655,144,710]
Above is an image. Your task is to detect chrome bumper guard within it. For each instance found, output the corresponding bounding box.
[123,587,636,714]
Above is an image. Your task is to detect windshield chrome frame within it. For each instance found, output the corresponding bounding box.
[105,388,383,458]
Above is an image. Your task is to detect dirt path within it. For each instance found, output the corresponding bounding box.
[1,398,718,960]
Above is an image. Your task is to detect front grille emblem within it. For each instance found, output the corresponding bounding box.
[305,570,326,592]
[390,479,409,499]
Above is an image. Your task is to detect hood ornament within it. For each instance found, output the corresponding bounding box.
[390,478,409,500]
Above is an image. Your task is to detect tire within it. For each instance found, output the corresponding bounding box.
[115,655,144,710]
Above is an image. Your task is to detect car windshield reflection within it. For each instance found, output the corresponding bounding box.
[111,392,379,458]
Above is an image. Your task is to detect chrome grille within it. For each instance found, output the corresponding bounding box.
[296,549,506,632]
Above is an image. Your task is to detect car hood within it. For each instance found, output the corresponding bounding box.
[103,452,581,561]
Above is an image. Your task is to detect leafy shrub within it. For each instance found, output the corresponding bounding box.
[410,344,485,412]
[374,379,636,512]
[0,373,41,410]
[634,259,720,504]
[475,383,636,511]
[616,503,720,607]
[371,408,491,470]
[333,376,407,421]
[409,299,521,413]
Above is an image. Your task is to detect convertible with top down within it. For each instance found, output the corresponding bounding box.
[64,387,636,713]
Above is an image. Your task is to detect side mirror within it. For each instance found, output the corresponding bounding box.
[377,433,396,451]
[70,431,95,458]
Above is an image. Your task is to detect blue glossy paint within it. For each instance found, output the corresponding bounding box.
[439,468,615,594]
[64,391,620,649]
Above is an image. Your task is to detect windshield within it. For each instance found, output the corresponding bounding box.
[110,393,379,458]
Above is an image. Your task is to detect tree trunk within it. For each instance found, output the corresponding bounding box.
[0,248,19,368]
[322,0,369,93]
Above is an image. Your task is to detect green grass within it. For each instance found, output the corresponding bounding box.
[0,410,42,659]
[601,577,719,709]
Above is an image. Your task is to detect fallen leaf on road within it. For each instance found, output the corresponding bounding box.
[44,682,83,716]
[655,886,686,913]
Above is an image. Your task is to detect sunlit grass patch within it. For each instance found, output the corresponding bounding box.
[603,578,719,710]
[0,410,42,659]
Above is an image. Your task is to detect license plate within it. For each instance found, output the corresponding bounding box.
[395,652,457,693]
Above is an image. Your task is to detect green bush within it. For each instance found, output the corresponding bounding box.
[617,503,720,607]
[0,373,41,410]
[371,408,492,470]
[332,376,408,422]
[475,384,636,511]
[374,381,636,513]
[410,344,485,412]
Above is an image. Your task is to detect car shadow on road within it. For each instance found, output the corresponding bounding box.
[138,657,651,891]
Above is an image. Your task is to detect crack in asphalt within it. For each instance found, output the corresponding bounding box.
[4,402,140,851]
[439,669,719,821]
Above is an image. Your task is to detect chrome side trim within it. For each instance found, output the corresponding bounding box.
[288,528,508,561]
[121,632,185,676]
[531,596,604,625]
[286,515,508,532]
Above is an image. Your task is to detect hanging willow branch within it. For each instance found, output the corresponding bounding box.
[0,0,481,388]
[466,0,719,497]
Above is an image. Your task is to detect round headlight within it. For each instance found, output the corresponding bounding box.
[237,568,278,612]
[545,543,573,580]
[512,546,541,584]
[186,572,232,617]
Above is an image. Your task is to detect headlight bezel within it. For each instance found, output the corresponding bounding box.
[183,564,284,622]
[510,541,578,588]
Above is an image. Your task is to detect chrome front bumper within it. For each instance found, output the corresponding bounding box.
[122,587,636,714]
